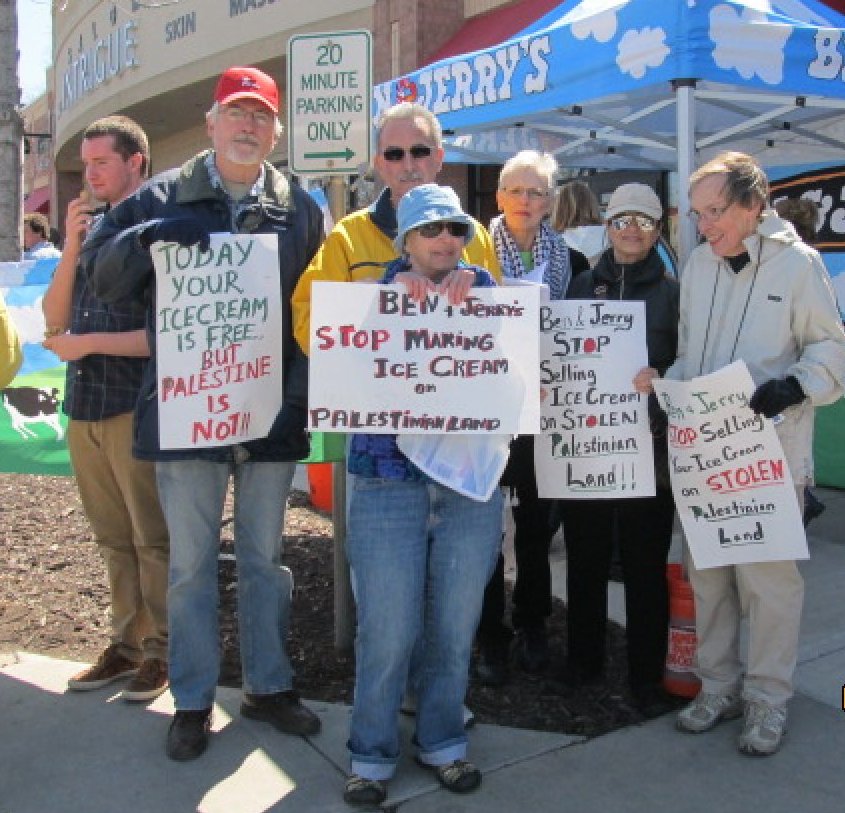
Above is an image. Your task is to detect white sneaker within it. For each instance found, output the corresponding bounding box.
[677,692,743,733]
[738,701,787,756]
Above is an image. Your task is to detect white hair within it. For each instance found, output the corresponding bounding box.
[498,150,558,190]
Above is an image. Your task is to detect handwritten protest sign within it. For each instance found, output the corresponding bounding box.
[308,282,540,434]
[534,300,654,499]
[152,233,283,449]
[653,361,807,568]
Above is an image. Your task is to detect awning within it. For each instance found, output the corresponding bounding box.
[24,186,50,214]
[427,0,563,64]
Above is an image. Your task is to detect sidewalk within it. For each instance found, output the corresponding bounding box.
[2,488,844,813]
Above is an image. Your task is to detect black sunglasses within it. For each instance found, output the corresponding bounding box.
[416,221,470,239]
[382,144,433,162]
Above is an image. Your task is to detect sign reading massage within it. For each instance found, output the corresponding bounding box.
[308,282,540,434]
[152,234,283,449]
[534,300,654,499]
[653,361,807,569]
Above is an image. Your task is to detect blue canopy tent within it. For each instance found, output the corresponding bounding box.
[374,0,845,261]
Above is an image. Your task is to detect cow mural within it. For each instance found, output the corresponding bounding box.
[1,387,64,441]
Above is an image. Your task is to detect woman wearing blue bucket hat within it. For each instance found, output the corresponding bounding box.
[342,184,504,807]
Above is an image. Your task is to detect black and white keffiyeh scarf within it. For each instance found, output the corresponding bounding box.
[490,215,572,299]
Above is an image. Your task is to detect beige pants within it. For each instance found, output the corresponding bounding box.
[686,486,805,708]
[68,413,169,661]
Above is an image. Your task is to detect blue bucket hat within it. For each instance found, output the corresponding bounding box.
[394,184,475,252]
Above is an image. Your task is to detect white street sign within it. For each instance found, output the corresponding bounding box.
[288,30,372,175]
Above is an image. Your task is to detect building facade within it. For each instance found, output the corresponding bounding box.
[43,0,523,230]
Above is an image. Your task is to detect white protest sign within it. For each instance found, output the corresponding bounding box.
[653,361,807,568]
[308,282,540,434]
[153,233,284,449]
[535,300,655,498]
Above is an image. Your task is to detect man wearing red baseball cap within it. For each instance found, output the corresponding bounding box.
[80,66,325,761]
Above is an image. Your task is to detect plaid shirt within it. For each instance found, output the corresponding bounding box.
[64,213,149,421]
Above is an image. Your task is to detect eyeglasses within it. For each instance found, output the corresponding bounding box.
[415,221,470,239]
[381,144,433,162]
[689,204,730,224]
[221,105,274,128]
[501,186,550,200]
[610,214,657,232]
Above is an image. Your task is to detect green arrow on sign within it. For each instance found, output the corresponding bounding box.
[304,147,356,162]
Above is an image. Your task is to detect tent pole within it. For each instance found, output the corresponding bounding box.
[675,80,697,271]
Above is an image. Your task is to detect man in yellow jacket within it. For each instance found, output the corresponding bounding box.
[291,102,500,352]
[0,291,22,389]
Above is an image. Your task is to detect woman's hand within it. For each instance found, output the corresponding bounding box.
[394,271,437,303]
[436,268,476,306]
[633,366,659,394]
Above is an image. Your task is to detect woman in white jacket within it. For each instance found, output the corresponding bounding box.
[636,151,845,757]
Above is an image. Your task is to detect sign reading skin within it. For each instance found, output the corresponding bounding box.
[653,361,807,569]
[308,282,540,434]
[152,233,283,450]
[288,30,372,174]
[534,300,655,499]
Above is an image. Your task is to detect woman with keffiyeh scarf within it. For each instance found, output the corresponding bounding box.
[475,151,588,687]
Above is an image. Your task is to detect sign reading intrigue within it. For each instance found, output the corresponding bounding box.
[152,233,284,449]
[653,361,807,569]
[534,300,655,499]
[308,282,540,434]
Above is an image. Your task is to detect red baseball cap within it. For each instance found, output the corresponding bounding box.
[214,66,279,114]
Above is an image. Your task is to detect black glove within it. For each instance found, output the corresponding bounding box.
[749,375,805,418]
[648,392,669,437]
[138,218,211,252]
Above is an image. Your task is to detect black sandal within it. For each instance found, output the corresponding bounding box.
[418,758,482,793]
[343,774,387,806]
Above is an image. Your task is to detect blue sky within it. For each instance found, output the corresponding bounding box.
[18,0,53,104]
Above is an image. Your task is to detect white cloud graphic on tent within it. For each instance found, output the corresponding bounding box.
[616,27,670,80]
[569,2,622,43]
[710,4,792,84]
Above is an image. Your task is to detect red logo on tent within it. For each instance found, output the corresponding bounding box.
[395,78,418,104]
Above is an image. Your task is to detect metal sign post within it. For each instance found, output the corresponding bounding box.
[290,29,372,650]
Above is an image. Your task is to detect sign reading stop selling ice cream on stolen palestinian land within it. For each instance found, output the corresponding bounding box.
[152,233,284,450]
[653,360,807,569]
[534,300,655,499]
[308,281,540,434]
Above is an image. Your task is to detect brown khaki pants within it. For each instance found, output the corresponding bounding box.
[68,413,169,661]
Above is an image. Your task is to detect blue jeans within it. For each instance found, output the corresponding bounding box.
[346,477,503,780]
[156,458,296,710]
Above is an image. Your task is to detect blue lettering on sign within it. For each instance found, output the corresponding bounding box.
[165,12,196,44]
[230,0,278,16]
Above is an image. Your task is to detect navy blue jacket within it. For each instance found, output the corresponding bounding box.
[80,151,324,462]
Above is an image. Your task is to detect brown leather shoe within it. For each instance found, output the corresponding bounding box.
[67,644,139,691]
[121,657,169,702]
[240,690,321,736]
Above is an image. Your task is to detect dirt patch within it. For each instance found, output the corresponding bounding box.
[0,472,679,737]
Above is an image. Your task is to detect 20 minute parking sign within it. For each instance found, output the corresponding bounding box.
[288,30,372,175]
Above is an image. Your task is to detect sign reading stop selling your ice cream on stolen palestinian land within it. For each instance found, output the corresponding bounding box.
[653,360,807,569]
[534,299,655,499]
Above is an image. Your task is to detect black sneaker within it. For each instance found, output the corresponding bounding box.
[166,709,212,761]
[240,690,321,736]
[631,684,678,719]
[513,627,549,674]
